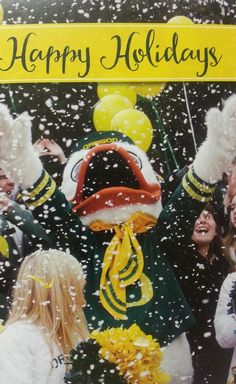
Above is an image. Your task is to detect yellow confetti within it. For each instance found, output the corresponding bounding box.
[27,275,54,289]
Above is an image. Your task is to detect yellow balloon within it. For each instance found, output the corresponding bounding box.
[132,82,166,98]
[97,83,137,106]
[167,15,193,25]
[111,109,153,152]
[93,94,134,131]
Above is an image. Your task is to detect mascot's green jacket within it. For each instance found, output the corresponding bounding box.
[17,133,214,347]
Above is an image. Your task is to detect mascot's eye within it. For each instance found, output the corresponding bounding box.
[128,151,142,169]
[71,159,83,182]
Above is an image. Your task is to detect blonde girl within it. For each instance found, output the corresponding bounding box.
[0,249,89,384]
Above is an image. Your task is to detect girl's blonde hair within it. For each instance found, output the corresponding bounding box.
[6,249,89,354]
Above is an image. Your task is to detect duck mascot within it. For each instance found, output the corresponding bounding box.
[0,95,236,383]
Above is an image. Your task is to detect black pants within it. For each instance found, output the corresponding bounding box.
[190,340,232,384]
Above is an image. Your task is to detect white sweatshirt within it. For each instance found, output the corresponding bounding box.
[214,272,236,383]
[0,320,65,384]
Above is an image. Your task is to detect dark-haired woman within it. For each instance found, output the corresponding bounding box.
[167,204,232,384]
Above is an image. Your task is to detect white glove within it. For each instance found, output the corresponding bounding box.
[0,104,42,188]
[193,94,236,183]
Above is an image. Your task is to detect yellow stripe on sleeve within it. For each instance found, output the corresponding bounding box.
[182,176,212,203]
[188,169,215,194]
[25,179,56,208]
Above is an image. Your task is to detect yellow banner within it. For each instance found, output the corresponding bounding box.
[0,23,235,83]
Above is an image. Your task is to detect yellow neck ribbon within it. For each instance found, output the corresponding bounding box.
[89,212,157,320]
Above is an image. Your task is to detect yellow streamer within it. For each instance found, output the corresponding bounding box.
[27,275,54,289]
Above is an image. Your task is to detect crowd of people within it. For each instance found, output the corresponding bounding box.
[0,130,236,383]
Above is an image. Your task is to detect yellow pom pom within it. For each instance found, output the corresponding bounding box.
[91,324,171,384]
